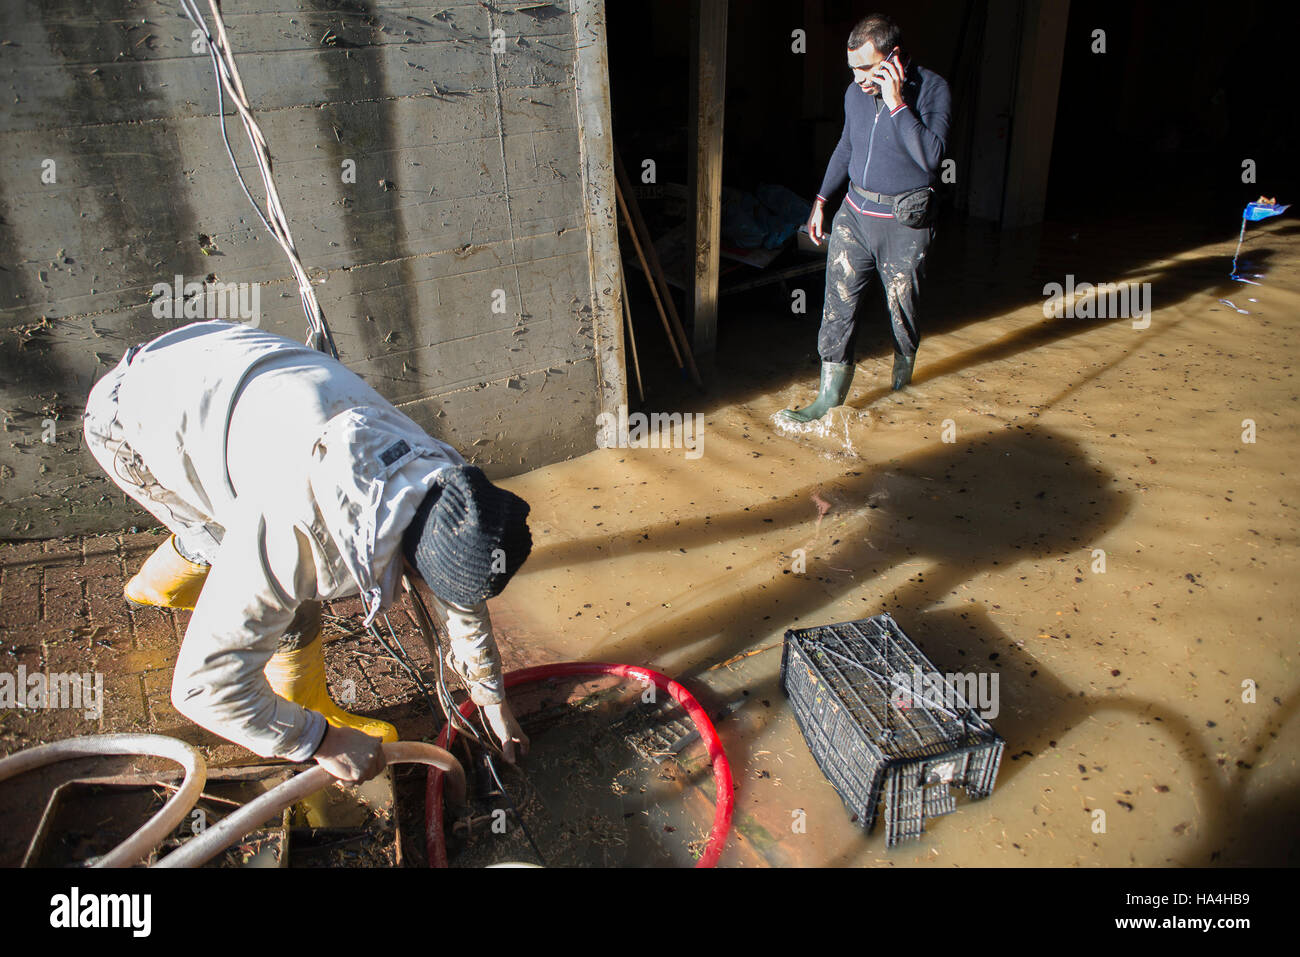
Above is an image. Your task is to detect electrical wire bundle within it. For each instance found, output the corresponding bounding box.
[376,575,546,865]
[177,0,339,359]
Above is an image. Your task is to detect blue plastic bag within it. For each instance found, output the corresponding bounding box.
[1244,202,1289,222]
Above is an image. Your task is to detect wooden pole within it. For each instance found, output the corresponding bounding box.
[615,176,685,371]
[687,0,728,368]
[620,265,645,403]
[613,151,703,389]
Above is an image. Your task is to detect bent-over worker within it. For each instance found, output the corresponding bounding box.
[83,319,532,783]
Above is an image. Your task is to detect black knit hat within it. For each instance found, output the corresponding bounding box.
[401,465,532,608]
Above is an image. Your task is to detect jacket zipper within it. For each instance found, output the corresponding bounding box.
[862,97,883,190]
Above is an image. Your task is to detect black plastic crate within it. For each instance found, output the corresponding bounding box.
[780,613,1004,846]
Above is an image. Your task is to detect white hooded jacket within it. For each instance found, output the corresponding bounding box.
[92,320,506,761]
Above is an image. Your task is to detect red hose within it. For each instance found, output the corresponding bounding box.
[426,662,734,868]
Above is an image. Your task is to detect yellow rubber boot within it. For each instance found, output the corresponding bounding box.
[124,534,210,610]
[263,634,398,745]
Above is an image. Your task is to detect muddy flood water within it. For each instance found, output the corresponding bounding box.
[487,213,1300,867]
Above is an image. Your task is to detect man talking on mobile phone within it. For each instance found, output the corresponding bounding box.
[781,13,951,423]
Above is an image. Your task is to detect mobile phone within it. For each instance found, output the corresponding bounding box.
[866,48,900,93]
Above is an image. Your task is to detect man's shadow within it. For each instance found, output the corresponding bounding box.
[529,427,1127,680]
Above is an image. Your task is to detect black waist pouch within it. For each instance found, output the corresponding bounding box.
[893,186,935,228]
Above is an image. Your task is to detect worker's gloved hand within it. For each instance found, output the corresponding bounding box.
[807,199,826,246]
[481,701,530,764]
[313,723,388,783]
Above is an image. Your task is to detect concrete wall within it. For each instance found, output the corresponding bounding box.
[0,0,623,539]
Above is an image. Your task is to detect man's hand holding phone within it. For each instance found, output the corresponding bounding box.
[872,48,904,111]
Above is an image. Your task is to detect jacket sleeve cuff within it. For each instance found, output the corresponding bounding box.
[434,597,507,706]
[889,102,908,116]
[818,168,848,202]
[290,709,330,762]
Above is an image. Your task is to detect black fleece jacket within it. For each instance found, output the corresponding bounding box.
[817,63,952,216]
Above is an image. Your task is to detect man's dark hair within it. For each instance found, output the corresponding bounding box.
[848,14,901,55]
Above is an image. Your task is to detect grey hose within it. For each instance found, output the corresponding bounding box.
[1,736,463,869]
[155,740,465,868]
[0,733,207,868]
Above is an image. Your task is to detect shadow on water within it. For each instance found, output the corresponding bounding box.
[626,209,1288,418]
[529,428,1128,645]
[816,679,1300,867]
[525,421,1297,865]
[884,247,1281,400]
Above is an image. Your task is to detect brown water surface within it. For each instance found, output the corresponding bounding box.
[490,216,1299,867]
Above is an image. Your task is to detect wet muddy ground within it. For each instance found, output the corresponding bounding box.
[488,212,1300,866]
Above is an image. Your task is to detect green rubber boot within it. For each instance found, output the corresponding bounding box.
[779,361,855,423]
[891,350,916,391]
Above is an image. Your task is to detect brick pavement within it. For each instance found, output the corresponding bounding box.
[0,528,494,763]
